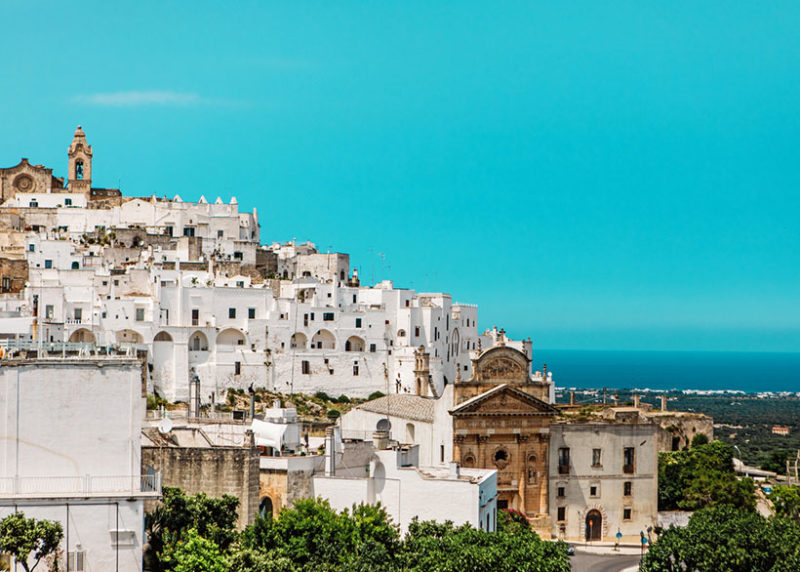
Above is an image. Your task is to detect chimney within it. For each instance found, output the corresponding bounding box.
[569,391,575,405]
[448,462,461,479]
[325,426,336,476]
[661,395,667,411]
[633,394,640,409]
[372,430,390,450]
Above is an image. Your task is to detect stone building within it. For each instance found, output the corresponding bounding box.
[548,421,658,543]
[141,424,260,529]
[451,336,557,532]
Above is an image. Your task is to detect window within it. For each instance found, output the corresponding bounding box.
[44,259,52,269]
[64,198,72,206]
[233,251,243,260]
[217,230,224,238]
[557,507,566,522]
[589,485,599,498]
[28,244,35,252]
[71,261,79,269]
[353,363,359,376]
[592,448,602,467]
[304,313,309,327]
[1,277,9,292]
[75,160,84,179]
[557,486,565,498]
[323,312,334,321]
[623,508,632,521]
[191,309,199,326]
[183,227,195,237]
[45,305,54,320]
[301,360,310,374]
[234,361,241,375]
[623,447,635,474]
[30,200,38,208]
[248,308,256,319]
[135,308,145,321]
[229,308,236,319]
[355,317,362,327]
[623,481,632,496]
[558,447,570,474]
[236,281,244,288]
[440,444,445,464]
[73,308,82,321]
[165,226,173,237]
[414,326,420,337]
[352,294,357,303]
[68,549,85,571]
[369,343,376,353]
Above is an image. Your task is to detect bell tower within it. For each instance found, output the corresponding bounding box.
[67,125,92,193]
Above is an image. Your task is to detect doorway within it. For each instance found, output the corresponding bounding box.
[585,509,602,541]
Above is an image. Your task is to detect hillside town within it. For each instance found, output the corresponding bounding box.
[0,129,791,572]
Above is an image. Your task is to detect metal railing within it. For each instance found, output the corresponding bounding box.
[0,474,161,496]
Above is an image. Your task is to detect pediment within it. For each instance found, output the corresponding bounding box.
[451,385,558,416]
[473,346,530,382]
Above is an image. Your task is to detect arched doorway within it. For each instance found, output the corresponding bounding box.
[259,496,274,519]
[585,509,602,541]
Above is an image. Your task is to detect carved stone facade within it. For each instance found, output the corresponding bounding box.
[451,345,557,531]
[0,159,63,204]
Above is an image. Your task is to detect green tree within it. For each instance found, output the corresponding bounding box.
[691,433,709,447]
[400,515,569,572]
[0,512,63,572]
[145,487,239,571]
[771,485,800,521]
[641,505,800,572]
[658,441,756,511]
[237,498,399,571]
[167,528,227,572]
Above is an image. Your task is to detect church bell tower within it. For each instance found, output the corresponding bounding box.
[67,125,92,193]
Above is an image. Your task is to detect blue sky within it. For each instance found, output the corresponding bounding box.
[1,2,799,351]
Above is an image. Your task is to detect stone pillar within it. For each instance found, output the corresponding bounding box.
[661,395,667,411]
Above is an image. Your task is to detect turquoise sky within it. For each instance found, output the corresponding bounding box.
[2,2,799,351]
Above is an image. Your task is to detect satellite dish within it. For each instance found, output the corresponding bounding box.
[376,418,391,432]
[158,417,173,435]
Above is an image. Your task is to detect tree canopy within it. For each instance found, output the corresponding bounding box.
[658,440,756,511]
[641,505,800,572]
[144,490,570,572]
[0,512,63,572]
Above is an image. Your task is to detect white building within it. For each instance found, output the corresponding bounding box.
[0,355,160,572]
[0,128,484,403]
[313,443,497,533]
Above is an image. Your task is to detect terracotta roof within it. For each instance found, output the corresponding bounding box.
[358,394,436,423]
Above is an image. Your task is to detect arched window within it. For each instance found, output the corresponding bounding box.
[311,329,335,350]
[397,329,406,337]
[71,261,80,270]
[75,160,84,180]
[405,423,415,443]
[154,331,173,342]
[190,331,208,351]
[290,332,307,349]
[345,336,365,352]
[462,453,476,468]
[259,496,274,519]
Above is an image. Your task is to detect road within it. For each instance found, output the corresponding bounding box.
[570,550,641,572]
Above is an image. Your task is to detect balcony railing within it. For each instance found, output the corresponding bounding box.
[623,464,635,474]
[558,464,570,475]
[0,474,161,497]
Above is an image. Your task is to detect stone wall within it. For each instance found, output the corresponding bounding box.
[142,433,260,529]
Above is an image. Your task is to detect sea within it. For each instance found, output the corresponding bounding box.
[532,349,800,394]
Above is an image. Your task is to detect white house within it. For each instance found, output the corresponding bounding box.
[0,355,160,572]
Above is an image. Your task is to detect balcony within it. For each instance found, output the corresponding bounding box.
[558,464,570,475]
[0,474,161,499]
[623,464,635,474]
